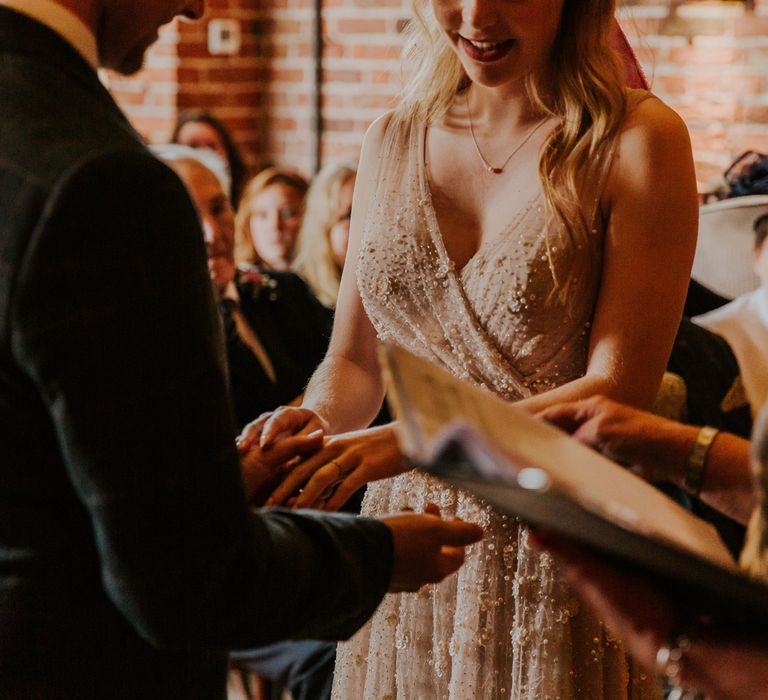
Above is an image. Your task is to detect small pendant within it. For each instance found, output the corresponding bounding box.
[489,166,503,174]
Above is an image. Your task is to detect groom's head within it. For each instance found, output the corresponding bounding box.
[61,0,205,74]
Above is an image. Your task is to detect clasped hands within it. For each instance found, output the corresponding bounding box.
[237,406,406,511]
[236,405,483,593]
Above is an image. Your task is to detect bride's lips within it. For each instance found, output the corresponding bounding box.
[459,36,516,63]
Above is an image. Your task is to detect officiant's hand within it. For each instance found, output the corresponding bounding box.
[383,508,483,592]
[265,424,407,511]
[539,396,696,483]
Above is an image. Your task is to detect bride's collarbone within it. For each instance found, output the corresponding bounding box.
[429,170,539,266]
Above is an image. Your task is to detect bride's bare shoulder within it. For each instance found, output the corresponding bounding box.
[361,111,397,156]
[618,91,691,154]
[357,111,399,184]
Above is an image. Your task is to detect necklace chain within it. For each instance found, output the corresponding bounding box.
[465,92,548,175]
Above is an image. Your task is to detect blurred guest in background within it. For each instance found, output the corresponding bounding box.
[158,147,330,430]
[236,168,309,272]
[695,213,768,416]
[293,162,357,310]
[172,109,250,208]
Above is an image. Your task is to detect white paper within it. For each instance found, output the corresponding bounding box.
[382,344,736,570]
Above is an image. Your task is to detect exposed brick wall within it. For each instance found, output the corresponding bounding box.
[106,23,181,146]
[108,0,267,171]
[621,0,768,190]
[110,0,768,190]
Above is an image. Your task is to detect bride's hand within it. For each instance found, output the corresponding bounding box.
[237,406,330,453]
[266,424,407,511]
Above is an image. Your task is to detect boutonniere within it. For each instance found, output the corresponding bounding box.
[238,266,280,302]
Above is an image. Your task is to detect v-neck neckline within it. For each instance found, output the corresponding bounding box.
[417,120,543,281]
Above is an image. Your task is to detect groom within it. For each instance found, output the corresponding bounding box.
[0,1,482,698]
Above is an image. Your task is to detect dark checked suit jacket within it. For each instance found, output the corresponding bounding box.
[0,8,390,699]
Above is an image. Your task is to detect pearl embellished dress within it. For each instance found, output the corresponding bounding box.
[331,113,662,699]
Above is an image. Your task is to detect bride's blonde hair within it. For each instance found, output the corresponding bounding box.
[398,0,628,269]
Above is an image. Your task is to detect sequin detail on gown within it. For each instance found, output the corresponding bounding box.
[331,113,662,699]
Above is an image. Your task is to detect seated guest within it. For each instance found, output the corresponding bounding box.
[172,109,250,208]
[158,147,330,430]
[236,168,309,272]
[683,277,730,318]
[694,213,768,415]
[293,162,357,310]
[158,147,337,699]
[538,396,768,700]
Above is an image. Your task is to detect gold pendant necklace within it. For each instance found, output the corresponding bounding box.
[465,92,548,174]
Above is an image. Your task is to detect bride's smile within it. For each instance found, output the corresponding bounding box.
[458,35,516,63]
[433,0,564,89]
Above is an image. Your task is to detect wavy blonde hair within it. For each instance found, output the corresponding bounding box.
[399,0,629,287]
[234,167,309,265]
[293,162,357,309]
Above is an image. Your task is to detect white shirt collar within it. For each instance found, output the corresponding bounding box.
[0,0,99,69]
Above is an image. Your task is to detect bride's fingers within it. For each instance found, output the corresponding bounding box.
[260,408,317,448]
[242,431,324,472]
[236,413,272,453]
[263,430,324,466]
[293,460,347,509]
[323,474,366,512]
[266,451,333,506]
[294,416,330,438]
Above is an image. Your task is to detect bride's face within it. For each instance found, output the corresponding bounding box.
[431,0,564,90]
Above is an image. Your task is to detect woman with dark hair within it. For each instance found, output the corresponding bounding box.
[172,109,250,208]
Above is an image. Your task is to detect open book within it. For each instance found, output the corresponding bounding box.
[380,344,768,629]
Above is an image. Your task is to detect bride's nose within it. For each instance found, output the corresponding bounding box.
[461,0,499,33]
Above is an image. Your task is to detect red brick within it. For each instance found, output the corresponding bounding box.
[109,0,768,176]
[323,69,362,82]
[350,43,399,60]
[336,18,387,34]
[271,68,306,82]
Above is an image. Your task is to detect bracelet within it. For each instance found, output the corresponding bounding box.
[682,426,719,497]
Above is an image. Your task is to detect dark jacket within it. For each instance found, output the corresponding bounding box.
[221,267,332,429]
[0,9,391,698]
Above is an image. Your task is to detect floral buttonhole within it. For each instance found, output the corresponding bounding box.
[238,265,280,302]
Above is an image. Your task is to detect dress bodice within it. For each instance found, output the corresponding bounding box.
[357,113,606,400]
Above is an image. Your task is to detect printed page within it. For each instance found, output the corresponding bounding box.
[381,344,736,569]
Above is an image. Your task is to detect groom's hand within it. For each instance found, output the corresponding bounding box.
[383,510,483,593]
[239,428,324,505]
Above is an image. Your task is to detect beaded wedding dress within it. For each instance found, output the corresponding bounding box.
[331,111,662,699]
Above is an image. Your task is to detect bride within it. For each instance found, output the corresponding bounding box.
[240,1,698,697]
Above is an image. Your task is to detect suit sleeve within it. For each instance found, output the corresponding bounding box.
[10,150,392,650]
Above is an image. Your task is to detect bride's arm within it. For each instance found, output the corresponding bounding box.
[298,113,397,432]
[245,113,397,456]
[517,97,698,415]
